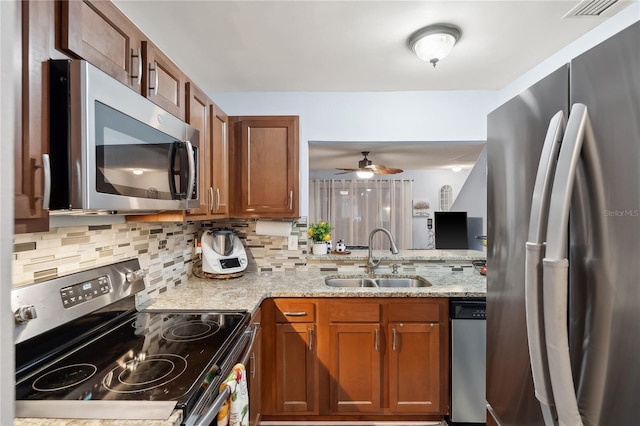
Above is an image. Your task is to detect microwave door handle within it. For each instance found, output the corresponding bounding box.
[36,153,51,210]
[525,111,565,425]
[185,140,195,201]
[168,142,179,199]
[543,103,609,426]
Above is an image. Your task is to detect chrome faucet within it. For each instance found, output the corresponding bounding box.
[367,227,400,274]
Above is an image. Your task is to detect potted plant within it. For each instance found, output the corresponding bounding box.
[308,221,334,255]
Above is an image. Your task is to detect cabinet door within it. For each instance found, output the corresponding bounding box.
[16,0,56,233]
[328,323,382,414]
[388,322,442,414]
[275,322,318,414]
[211,104,229,216]
[185,82,211,216]
[142,40,186,120]
[231,116,299,217]
[60,0,143,93]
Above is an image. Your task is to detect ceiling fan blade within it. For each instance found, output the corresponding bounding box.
[335,168,358,172]
[334,170,354,175]
[374,167,404,175]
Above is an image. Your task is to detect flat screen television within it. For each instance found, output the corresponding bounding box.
[434,211,468,249]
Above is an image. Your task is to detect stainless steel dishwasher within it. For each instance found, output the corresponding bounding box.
[448,298,486,425]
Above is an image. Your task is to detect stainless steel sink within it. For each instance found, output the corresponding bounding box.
[324,276,431,288]
[325,277,378,287]
[374,277,431,287]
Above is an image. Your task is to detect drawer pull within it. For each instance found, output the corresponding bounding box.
[374,328,379,352]
[392,328,398,351]
[283,311,307,317]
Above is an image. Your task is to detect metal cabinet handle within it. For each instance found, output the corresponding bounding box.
[149,61,159,96]
[283,311,307,317]
[392,328,397,351]
[216,188,221,211]
[131,47,142,86]
[289,190,293,210]
[308,328,313,351]
[209,187,214,211]
[36,154,51,210]
[374,328,379,352]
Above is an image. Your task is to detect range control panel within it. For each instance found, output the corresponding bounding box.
[60,276,111,308]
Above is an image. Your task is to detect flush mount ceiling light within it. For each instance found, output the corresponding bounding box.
[408,24,461,67]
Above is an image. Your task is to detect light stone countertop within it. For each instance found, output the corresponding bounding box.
[15,256,486,426]
[146,268,487,313]
[308,248,486,262]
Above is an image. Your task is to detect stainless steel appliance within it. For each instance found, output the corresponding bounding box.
[47,59,200,214]
[201,229,248,275]
[487,22,640,426]
[13,259,253,426]
[449,298,486,425]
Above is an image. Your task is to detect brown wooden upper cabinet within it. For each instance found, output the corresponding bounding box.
[229,116,299,218]
[184,83,229,219]
[210,104,229,217]
[15,0,64,233]
[60,0,144,93]
[142,40,187,120]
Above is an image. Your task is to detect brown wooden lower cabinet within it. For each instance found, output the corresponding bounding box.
[261,297,449,422]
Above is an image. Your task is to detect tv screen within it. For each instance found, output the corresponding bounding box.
[435,211,468,249]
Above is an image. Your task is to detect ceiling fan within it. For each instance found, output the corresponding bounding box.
[335,151,404,176]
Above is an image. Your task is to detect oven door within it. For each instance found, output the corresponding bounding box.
[184,326,257,426]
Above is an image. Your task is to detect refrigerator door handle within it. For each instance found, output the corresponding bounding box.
[543,103,606,426]
[525,110,565,425]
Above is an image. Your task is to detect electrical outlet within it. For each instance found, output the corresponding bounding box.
[288,235,298,251]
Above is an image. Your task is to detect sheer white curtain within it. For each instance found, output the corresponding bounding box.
[309,179,413,249]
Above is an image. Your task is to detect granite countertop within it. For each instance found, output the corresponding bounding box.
[146,268,486,313]
[308,248,486,262]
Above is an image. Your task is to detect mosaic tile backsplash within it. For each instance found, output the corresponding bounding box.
[12,216,475,308]
[11,218,310,306]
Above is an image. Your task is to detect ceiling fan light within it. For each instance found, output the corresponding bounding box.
[409,24,461,67]
[356,170,374,179]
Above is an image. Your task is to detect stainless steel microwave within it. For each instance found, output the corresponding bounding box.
[47,59,199,214]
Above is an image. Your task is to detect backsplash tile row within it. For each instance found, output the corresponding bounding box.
[12,221,199,306]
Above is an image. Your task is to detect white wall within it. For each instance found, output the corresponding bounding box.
[494,2,640,109]
[210,90,496,216]
[451,147,487,251]
[1,0,17,422]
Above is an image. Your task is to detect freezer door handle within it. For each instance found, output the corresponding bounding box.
[525,111,565,425]
[543,103,608,426]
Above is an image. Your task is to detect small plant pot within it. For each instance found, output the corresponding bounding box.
[312,242,328,255]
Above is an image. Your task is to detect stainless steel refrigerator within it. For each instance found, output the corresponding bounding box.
[487,21,640,426]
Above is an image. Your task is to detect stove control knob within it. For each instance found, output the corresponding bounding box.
[126,269,146,283]
[14,305,37,324]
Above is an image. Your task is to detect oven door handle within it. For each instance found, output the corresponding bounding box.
[191,326,257,426]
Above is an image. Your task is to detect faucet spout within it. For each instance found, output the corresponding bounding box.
[367,227,399,274]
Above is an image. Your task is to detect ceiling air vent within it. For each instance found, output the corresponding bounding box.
[563,0,621,17]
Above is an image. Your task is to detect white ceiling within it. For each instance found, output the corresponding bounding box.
[113,0,634,92]
[113,0,634,171]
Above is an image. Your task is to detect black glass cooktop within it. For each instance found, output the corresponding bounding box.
[16,310,249,407]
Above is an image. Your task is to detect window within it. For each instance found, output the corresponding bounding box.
[309,179,413,249]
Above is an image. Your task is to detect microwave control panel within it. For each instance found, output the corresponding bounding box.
[60,276,111,308]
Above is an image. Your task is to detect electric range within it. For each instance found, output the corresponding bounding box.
[13,259,252,425]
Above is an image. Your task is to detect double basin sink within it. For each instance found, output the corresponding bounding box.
[325,275,431,288]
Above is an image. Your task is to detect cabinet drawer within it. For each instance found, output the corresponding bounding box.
[274,299,315,323]
[327,301,381,322]
[388,301,442,323]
